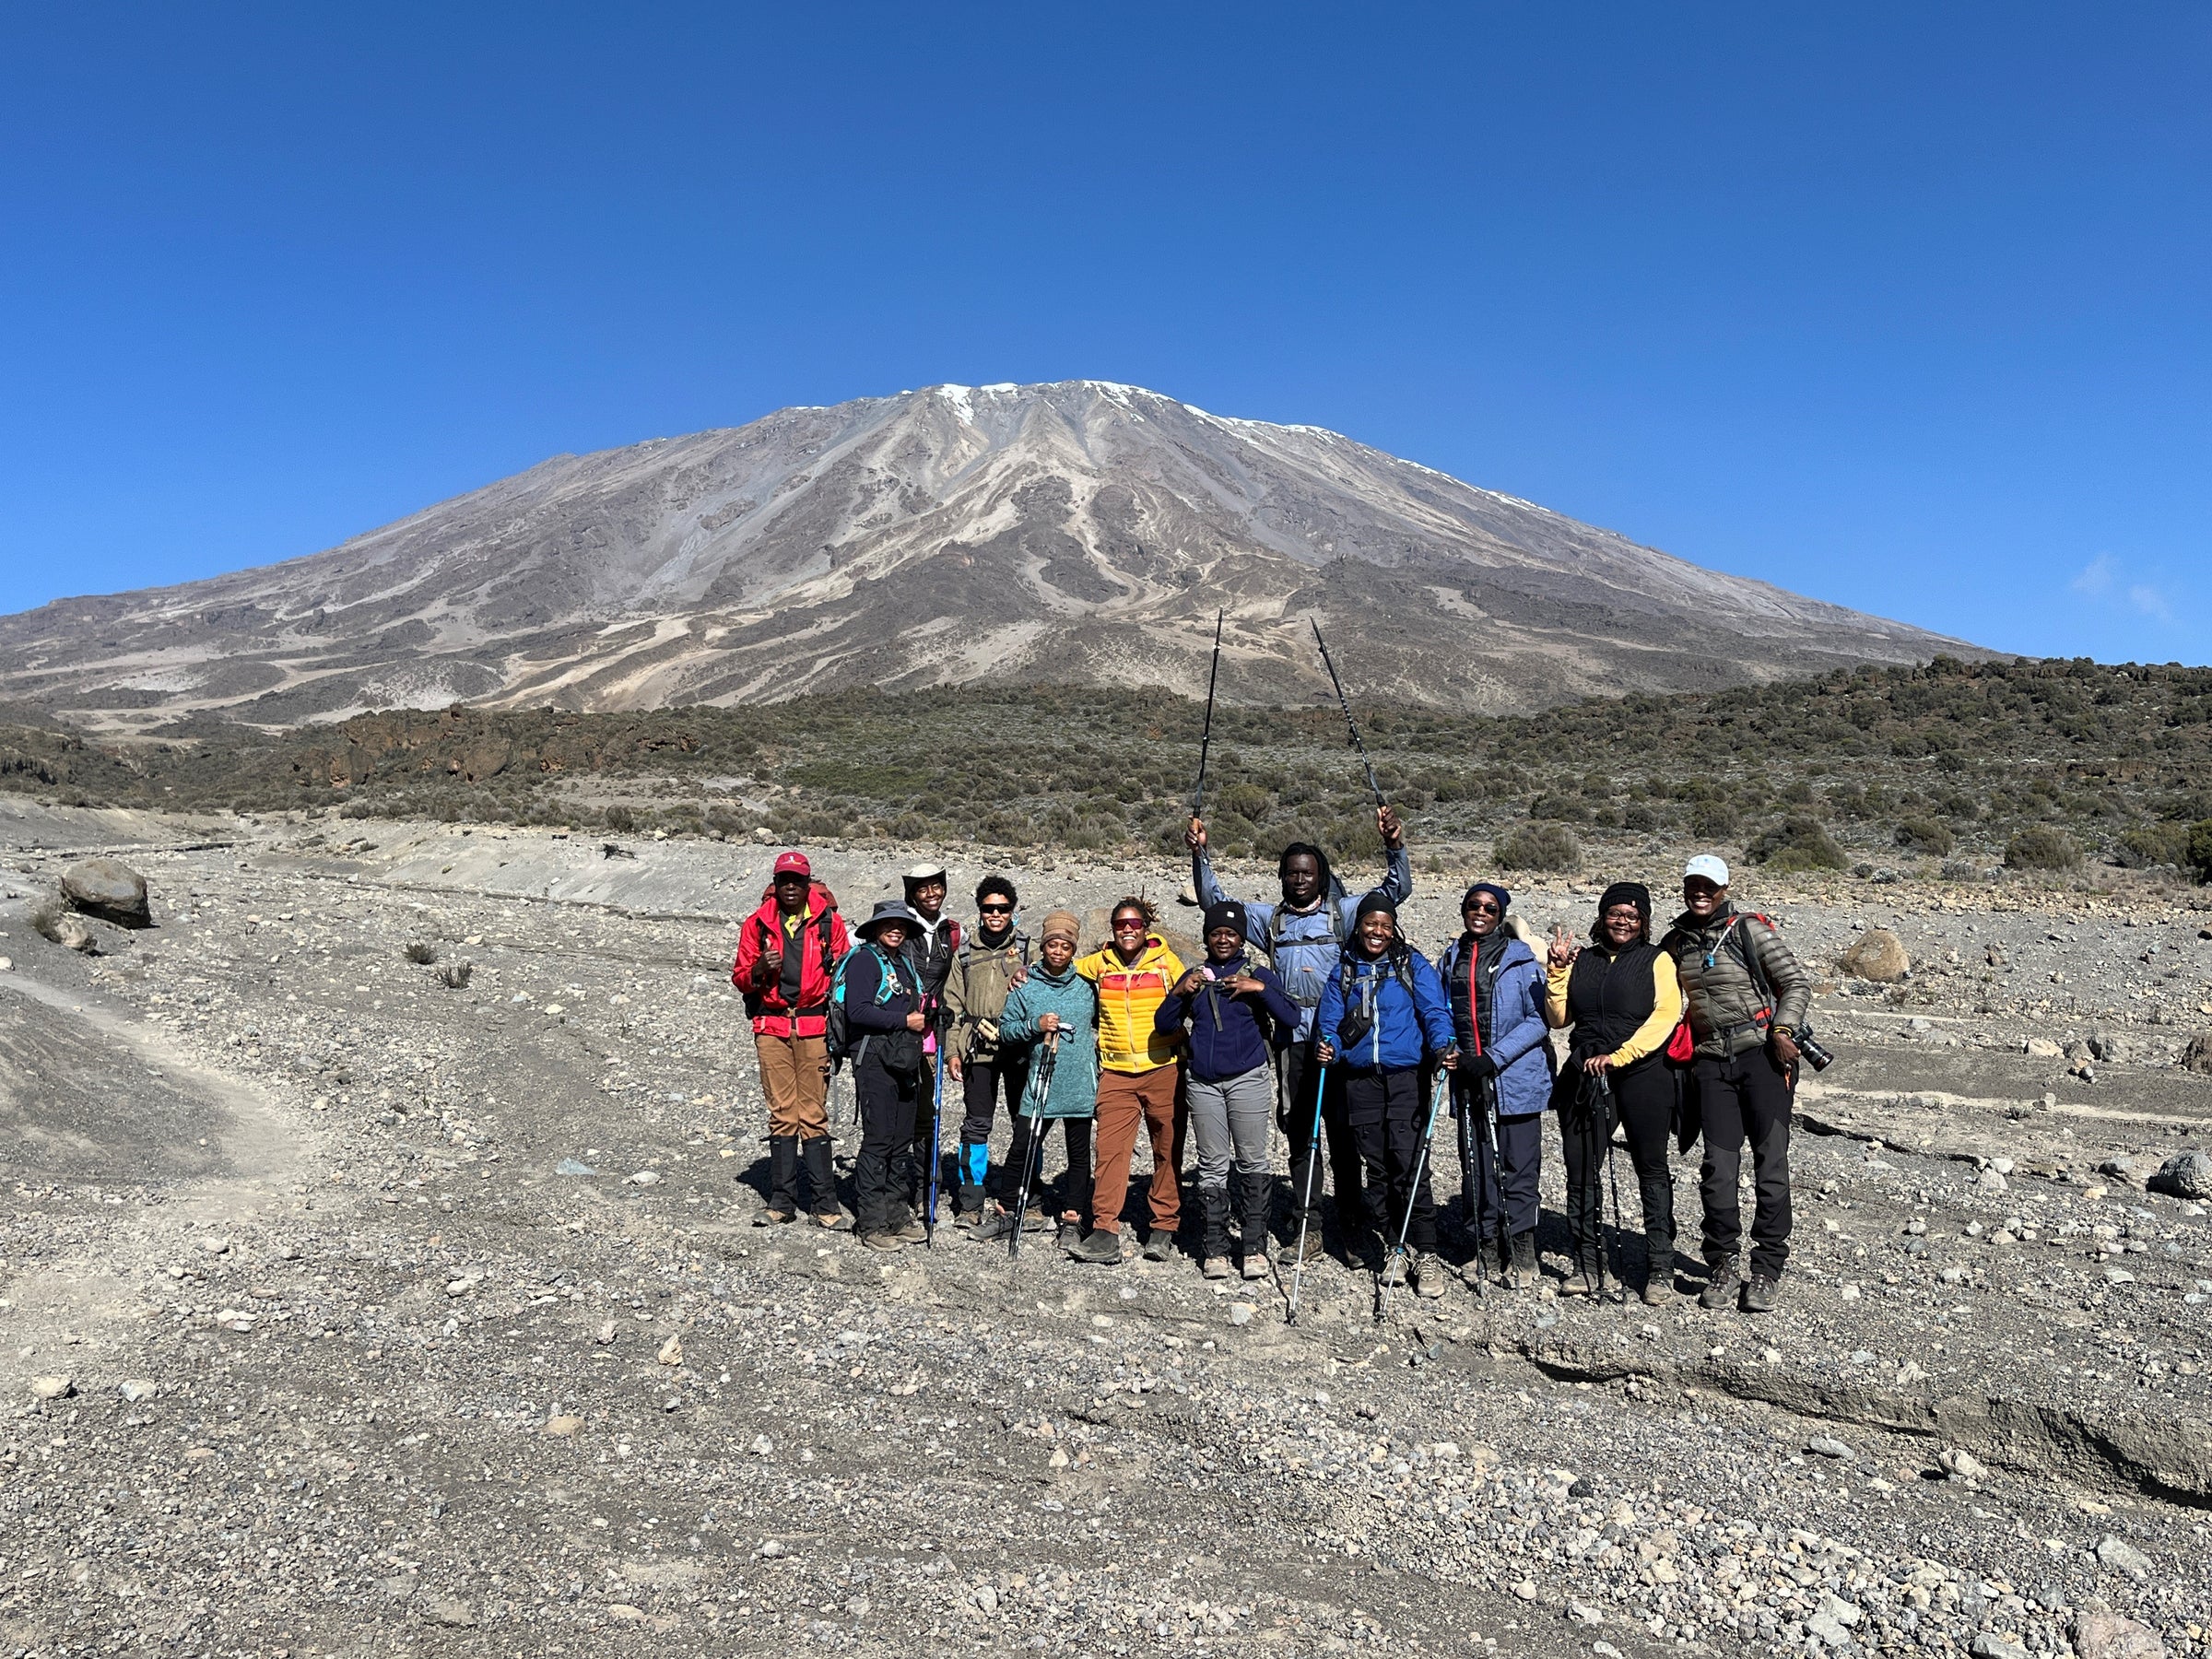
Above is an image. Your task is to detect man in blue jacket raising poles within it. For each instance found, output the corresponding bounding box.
[1189,806,1410,1265]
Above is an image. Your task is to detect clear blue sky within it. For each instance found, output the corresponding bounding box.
[4,4,2206,663]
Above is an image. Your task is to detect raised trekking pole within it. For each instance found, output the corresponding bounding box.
[1006,1035,1058,1277]
[1192,607,1226,818]
[1284,1060,1330,1324]
[1378,1066,1449,1323]
[1598,1075,1628,1304]
[925,1043,947,1249]
[1310,619,1385,810]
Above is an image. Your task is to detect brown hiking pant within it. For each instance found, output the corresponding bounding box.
[755,1033,830,1139]
[1091,1065,1182,1235]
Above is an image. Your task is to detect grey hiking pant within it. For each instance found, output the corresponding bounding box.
[1185,1065,1274,1192]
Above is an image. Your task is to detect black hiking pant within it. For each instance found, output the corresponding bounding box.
[1004,1113,1095,1225]
[854,1052,922,1236]
[1694,1047,1794,1281]
[1556,1057,1677,1276]
[1343,1067,1438,1253]
[956,1052,1030,1201]
[1279,1040,1371,1238]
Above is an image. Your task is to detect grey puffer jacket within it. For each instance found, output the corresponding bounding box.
[1662,904,1812,1059]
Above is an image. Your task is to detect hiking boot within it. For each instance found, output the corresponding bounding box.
[1378,1252,1407,1289]
[1508,1230,1537,1290]
[1411,1253,1446,1300]
[1021,1205,1052,1232]
[1202,1255,1232,1281]
[955,1179,987,1228]
[971,1206,1018,1243]
[860,1230,902,1253]
[1278,1232,1324,1266]
[1141,1232,1175,1264]
[811,1207,844,1230]
[1700,1256,1741,1310]
[1740,1274,1778,1314]
[766,1135,801,1222]
[1559,1265,1593,1297]
[1056,1220,1084,1253]
[1241,1249,1270,1281]
[755,1204,797,1228]
[1073,1229,1123,1265]
[800,1137,840,1222]
[1640,1273,1673,1306]
[890,1210,927,1244]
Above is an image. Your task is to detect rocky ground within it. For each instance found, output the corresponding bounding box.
[3,798,2208,1658]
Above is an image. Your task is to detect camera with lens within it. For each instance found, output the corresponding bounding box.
[1787,1023,1836,1072]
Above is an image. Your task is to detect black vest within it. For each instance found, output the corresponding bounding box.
[1563,941,1663,1062]
[1444,933,1506,1052]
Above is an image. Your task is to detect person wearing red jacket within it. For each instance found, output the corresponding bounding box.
[731,851,850,1225]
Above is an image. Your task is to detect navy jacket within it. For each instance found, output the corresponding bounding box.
[1153,955,1300,1084]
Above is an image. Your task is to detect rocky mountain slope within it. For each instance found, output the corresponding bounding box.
[0,381,1971,730]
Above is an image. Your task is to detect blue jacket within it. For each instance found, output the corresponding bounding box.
[1153,955,1300,1084]
[1436,934,1553,1119]
[1314,946,1457,1073]
[997,967,1100,1120]
[1192,842,1413,1042]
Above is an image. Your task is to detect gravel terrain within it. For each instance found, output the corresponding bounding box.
[3,799,2208,1657]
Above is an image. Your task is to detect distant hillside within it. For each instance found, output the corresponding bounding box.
[0,381,1972,732]
[6,657,2206,882]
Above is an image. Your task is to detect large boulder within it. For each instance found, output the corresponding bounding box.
[2181,1031,2212,1077]
[2072,1609,2166,1659]
[2147,1150,2212,1202]
[1840,927,1911,983]
[61,857,151,929]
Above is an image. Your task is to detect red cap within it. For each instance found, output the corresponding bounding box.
[772,851,812,878]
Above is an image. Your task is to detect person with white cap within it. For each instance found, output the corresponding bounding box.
[1661,853,1812,1314]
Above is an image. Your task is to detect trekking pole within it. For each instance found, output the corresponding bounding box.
[1285,1060,1330,1324]
[1310,619,1385,810]
[1599,1077,1628,1304]
[1481,1077,1503,1286]
[1378,1068,1448,1323]
[1453,1075,1482,1300]
[1007,1037,1057,1275]
[1191,607,1225,818]
[925,1045,946,1249]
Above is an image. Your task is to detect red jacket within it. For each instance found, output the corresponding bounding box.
[732,884,848,1040]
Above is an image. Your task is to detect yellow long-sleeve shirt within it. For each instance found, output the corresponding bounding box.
[1546,947,1683,1067]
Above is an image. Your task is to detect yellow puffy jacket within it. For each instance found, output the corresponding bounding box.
[1075,935,1185,1075]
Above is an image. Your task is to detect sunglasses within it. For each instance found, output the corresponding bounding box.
[979,903,1013,914]
[1112,916,1147,930]
[1465,900,1501,915]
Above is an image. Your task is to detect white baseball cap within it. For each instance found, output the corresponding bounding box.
[1684,854,1731,886]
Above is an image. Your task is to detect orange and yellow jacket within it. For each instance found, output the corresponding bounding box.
[1075,935,1185,1075]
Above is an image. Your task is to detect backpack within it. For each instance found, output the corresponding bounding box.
[744,880,841,1015]
[825,944,918,1071]
[1334,948,1417,1047]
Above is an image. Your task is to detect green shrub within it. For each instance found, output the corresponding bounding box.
[2188,818,2212,883]
[2004,825,2080,870]
[1495,822,1582,873]
[2115,821,2189,869]
[1747,816,1847,872]
[1893,816,1954,857]
[1688,800,1739,840]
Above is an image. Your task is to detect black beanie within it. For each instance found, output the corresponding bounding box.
[1598,881,1653,928]
[1354,889,1398,927]
[975,875,1018,909]
[1202,900,1248,941]
[1463,881,1511,915]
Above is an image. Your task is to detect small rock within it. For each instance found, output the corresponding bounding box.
[2094,1534,2153,1578]
[594,1321,617,1344]
[1226,1302,1255,1326]
[2104,1267,2136,1285]
[1841,928,1911,982]
[1806,1436,1854,1460]
[2147,1150,2212,1201]
[554,1158,596,1177]
[199,1236,232,1255]
[1566,1600,1604,1626]
[2026,1037,2064,1058]
[606,1604,645,1622]
[1937,1446,1987,1481]
[419,1593,477,1629]
[62,857,152,928]
[628,1170,662,1186]
[118,1378,158,1403]
[444,1277,478,1297]
[1513,1580,1537,1601]
[2072,1607,2168,1659]
[29,1374,73,1400]
[657,1335,684,1366]
[1978,1167,2009,1193]
[749,1433,774,1455]
[1973,1636,2030,1659]
[974,1584,999,1614]
[543,1414,584,1436]
[757,1538,787,1559]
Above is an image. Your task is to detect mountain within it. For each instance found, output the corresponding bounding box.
[0,380,1972,730]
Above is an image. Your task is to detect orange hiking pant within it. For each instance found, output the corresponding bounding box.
[1090,1065,1182,1235]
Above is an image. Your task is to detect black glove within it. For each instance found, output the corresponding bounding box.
[1461,1052,1500,1081]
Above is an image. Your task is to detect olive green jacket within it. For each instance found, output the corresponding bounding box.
[1662,904,1812,1059]
[942,930,1035,1062]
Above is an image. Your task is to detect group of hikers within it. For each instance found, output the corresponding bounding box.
[731,809,1813,1314]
